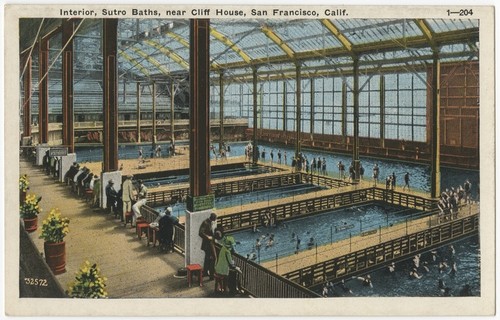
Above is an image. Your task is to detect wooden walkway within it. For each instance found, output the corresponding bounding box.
[261,202,479,275]
[20,159,213,298]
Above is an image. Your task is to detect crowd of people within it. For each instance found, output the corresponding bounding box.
[437,179,473,222]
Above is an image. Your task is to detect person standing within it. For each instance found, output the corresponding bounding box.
[122,175,135,222]
[284,151,287,165]
[92,175,101,208]
[338,161,345,180]
[373,164,380,186]
[131,196,147,227]
[322,157,327,175]
[403,172,410,191]
[158,207,181,252]
[391,172,397,190]
[105,179,118,215]
[277,150,282,164]
[214,231,236,293]
[138,180,148,199]
[199,213,218,280]
[270,149,274,165]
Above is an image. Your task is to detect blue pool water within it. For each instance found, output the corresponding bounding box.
[74,141,479,199]
[228,203,420,263]
[323,236,480,297]
[154,183,325,218]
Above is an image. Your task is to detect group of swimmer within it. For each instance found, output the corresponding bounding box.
[438,179,474,222]
[321,243,474,297]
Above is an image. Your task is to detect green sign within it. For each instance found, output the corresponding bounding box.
[49,147,68,157]
[187,194,215,212]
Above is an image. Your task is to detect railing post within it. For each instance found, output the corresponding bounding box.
[379,225,382,243]
[330,226,333,244]
[275,253,279,273]
[406,218,408,235]
[349,232,352,252]
[315,243,318,264]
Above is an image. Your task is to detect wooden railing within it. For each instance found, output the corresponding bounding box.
[218,188,372,232]
[370,188,437,211]
[299,172,352,189]
[147,172,300,207]
[282,212,479,289]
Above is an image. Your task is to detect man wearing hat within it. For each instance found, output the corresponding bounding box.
[138,180,148,199]
[199,213,218,280]
[105,179,118,215]
[158,207,181,252]
[131,195,147,227]
[122,174,134,222]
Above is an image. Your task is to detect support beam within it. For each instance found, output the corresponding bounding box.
[430,53,441,198]
[38,38,49,144]
[379,75,385,148]
[310,78,315,139]
[62,19,74,153]
[252,67,259,164]
[341,81,347,144]
[22,54,32,137]
[187,19,213,211]
[170,81,175,144]
[295,64,301,157]
[282,80,287,131]
[152,82,157,142]
[102,19,119,172]
[219,71,224,151]
[136,82,141,143]
[352,56,360,181]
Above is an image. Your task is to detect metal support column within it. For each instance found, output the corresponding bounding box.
[352,56,360,181]
[252,67,259,164]
[62,19,74,153]
[170,81,175,144]
[341,81,347,145]
[187,19,213,211]
[38,38,49,143]
[102,19,119,172]
[295,63,301,157]
[152,82,157,144]
[310,78,315,140]
[136,82,141,142]
[431,53,441,198]
[219,71,224,151]
[282,80,287,131]
[379,75,385,148]
[22,54,32,137]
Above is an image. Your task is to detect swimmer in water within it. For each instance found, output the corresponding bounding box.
[388,262,396,274]
[338,279,353,294]
[409,268,422,279]
[252,223,260,233]
[255,238,261,248]
[307,237,315,248]
[438,279,446,293]
[431,250,438,262]
[439,260,449,273]
[354,275,373,288]
[449,262,458,278]
[421,261,430,273]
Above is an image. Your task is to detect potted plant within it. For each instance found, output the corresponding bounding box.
[19,174,29,203]
[20,193,42,233]
[39,208,70,275]
[67,261,108,298]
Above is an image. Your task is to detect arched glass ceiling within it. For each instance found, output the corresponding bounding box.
[21,18,479,81]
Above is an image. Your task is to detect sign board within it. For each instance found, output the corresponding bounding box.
[49,147,68,157]
[187,194,215,212]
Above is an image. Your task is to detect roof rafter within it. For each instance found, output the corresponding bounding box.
[261,24,295,60]
[143,39,189,70]
[320,19,353,53]
[128,46,170,75]
[414,19,437,50]
[210,26,252,64]
[118,50,150,77]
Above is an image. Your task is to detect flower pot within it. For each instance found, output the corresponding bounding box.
[23,216,38,233]
[44,241,66,275]
[20,191,26,204]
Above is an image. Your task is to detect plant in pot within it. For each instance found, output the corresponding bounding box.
[20,193,42,233]
[67,260,108,298]
[39,208,70,275]
[19,174,29,203]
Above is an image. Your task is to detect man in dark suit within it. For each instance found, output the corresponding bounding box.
[198,212,217,280]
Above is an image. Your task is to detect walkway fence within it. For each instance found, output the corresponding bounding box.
[281,210,479,289]
[217,187,437,232]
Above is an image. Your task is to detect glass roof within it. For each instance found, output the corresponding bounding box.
[20,18,479,81]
